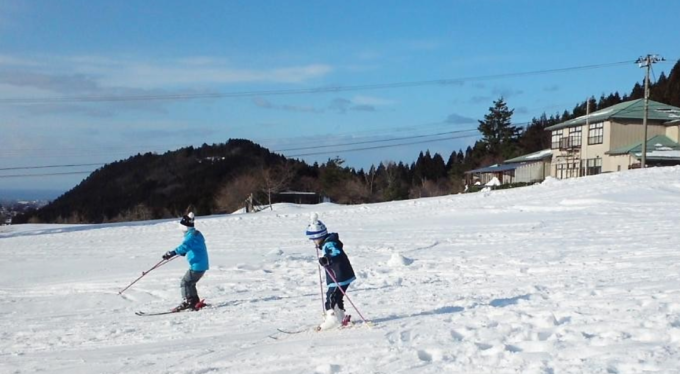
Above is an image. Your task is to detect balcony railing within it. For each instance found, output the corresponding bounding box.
[559,137,581,150]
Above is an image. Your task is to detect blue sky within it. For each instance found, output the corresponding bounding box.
[1,0,679,195]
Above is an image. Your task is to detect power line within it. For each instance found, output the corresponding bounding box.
[0,163,104,171]
[274,128,479,152]
[0,118,541,172]
[0,60,636,105]
[0,121,470,158]
[0,129,476,172]
[0,171,93,179]
[286,133,480,158]
[0,131,483,176]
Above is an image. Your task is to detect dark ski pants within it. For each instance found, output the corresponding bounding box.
[180,270,205,301]
[325,284,349,311]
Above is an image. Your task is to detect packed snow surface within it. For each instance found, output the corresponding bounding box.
[3,166,680,373]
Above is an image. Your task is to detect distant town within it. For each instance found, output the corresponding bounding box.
[0,199,51,225]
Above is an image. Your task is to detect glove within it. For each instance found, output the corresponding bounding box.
[162,251,176,260]
[318,256,330,267]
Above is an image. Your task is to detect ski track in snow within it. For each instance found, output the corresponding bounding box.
[2,167,680,373]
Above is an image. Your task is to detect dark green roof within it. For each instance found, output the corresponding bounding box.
[465,163,518,174]
[546,99,680,131]
[607,135,680,158]
[503,149,552,164]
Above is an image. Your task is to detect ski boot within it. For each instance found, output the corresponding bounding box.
[317,309,341,331]
[193,299,207,311]
[171,299,193,312]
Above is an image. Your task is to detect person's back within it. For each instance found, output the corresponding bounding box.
[319,233,355,287]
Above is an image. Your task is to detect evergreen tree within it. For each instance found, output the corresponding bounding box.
[477,97,520,161]
[650,72,669,103]
[519,113,551,153]
[664,60,680,107]
[430,153,447,180]
[446,149,466,187]
[630,82,644,100]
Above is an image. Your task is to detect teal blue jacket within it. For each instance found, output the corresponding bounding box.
[174,228,209,272]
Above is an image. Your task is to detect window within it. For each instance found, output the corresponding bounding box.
[569,127,582,147]
[580,159,586,176]
[588,122,604,145]
[556,163,566,179]
[551,130,563,149]
[567,162,580,178]
[586,158,602,175]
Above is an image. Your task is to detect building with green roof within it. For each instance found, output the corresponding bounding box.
[545,99,680,178]
[464,149,552,186]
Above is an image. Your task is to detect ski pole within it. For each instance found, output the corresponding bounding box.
[118,256,178,295]
[315,245,326,314]
[322,266,372,326]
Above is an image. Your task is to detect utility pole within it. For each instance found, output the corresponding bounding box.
[635,54,665,168]
[584,98,589,176]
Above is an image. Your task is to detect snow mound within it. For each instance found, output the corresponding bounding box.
[541,176,560,186]
[485,177,501,186]
[388,253,414,267]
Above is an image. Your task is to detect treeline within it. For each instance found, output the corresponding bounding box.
[15,61,680,224]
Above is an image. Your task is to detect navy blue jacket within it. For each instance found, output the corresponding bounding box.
[319,233,355,287]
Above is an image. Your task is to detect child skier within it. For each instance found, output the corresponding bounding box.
[305,213,356,330]
[162,212,209,312]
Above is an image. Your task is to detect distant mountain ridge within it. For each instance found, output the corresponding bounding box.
[16,139,308,224]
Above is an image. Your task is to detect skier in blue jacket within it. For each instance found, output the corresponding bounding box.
[306,213,356,330]
[162,212,209,311]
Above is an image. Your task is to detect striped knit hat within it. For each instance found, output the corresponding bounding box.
[305,212,327,240]
[180,212,195,228]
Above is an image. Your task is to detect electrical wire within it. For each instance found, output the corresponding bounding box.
[0,60,636,105]
[0,171,93,179]
[287,133,480,158]
[0,131,483,177]
[0,118,541,172]
[274,128,479,152]
[0,163,104,171]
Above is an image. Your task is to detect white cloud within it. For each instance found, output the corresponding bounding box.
[351,95,395,106]
[0,54,334,90]
[252,97,322,113]
[94,60,333,88]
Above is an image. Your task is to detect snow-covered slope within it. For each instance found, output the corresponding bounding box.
[2,166,680,373]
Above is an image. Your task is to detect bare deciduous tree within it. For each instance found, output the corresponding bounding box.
[214,173,261,213]
[111,204,153,222]
[364,165,377,196]
[341,177,371,204]
[408,179,451,199]
[261,163,295,210]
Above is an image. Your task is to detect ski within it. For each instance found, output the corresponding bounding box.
[135,310,183,316]
[268,327,312,340]
[135,299,209,316]
[276,327,309,334]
